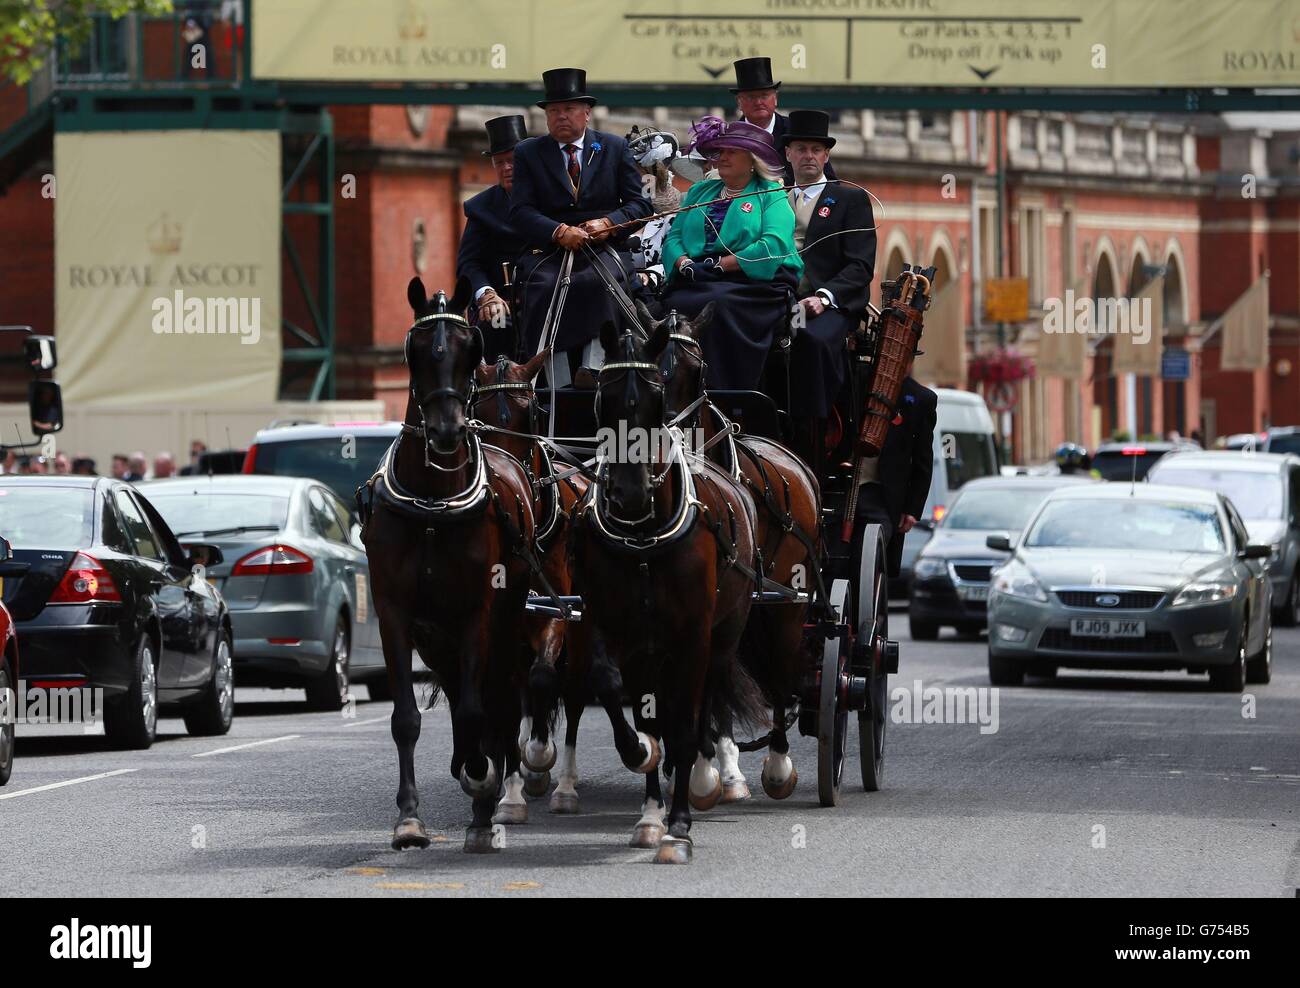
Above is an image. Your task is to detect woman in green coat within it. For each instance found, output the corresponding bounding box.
[659,116,802,392]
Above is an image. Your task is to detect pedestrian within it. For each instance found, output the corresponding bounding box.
[124,452,147,483]
[72,455,96,476]
[53,452,71,474]
[153,451,177,479]
[179,439,207,476]
[111,453,129,480]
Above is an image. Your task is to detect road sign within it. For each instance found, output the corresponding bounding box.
[984,278,1029,323]
[1161,349,1191,381]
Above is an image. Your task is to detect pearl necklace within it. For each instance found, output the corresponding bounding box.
[721,183,748,198]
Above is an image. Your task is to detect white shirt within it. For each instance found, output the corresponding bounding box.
[742,114,777,135]
[791,172,836,308]
[555,130,586,168]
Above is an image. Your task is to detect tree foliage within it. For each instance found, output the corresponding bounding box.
[1,1,174,86]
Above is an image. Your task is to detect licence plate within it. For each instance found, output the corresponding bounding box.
[1071,618,1144,638]
[958,584,989,601]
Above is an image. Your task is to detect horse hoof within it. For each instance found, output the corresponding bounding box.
[760,763,798,800]
[630,822,665,848]
[722,779,752,803]
[688,773,723,812]
[653,835,693,865]
[522,737,557,773]
[463,827,500,854]
[492,802,528,826]
[522,769,551,798]
[391,817,430,850]
[459,762,499,799]
[630,732,660,774]
[549,790,580,814]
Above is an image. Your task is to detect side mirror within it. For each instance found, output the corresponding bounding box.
[913,518,935,532]
[1241,543,1271,560]
[986,534,1013,552]
[28,380,64,435]
[183,543,224,568]
[0,536,10,562]
[24,335,56,371]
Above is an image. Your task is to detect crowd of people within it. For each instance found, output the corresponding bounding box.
[0,440,210,479]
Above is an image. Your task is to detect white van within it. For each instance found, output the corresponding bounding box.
[896,388,1000,592]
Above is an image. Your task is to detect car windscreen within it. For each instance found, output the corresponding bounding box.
[1150,468,1282,520]
[1091,450,1165,481]
[943,487,1054,531]
[943,430,999,491]
[0,486,95,549]
[148,492,290,537]
[250,436,393,506]
[1025,498,1225,553]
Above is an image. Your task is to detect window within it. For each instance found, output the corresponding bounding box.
[101,498,130,554]
[0,486,94,549]
[308,487,347,544]
[114,490,163,561]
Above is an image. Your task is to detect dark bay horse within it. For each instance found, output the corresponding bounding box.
[361,278,536,853]
[656,300,824,803]
[567,313,767,863]
[471,350,590,818]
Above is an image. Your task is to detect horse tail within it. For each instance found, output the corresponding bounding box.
[708,647,769,739]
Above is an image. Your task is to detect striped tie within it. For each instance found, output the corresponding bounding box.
[564,144,581,193]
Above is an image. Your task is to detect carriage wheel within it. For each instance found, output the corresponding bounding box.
[857,524,889,792]
[816,579,852,807]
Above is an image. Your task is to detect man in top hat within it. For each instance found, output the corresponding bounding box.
[456,113,529,361]
[781,109,874,448]
[731,56,834,183]
[509,68,651,385]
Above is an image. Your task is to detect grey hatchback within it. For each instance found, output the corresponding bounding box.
[142,475,387,708]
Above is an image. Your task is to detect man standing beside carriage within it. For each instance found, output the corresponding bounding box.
[509,68,651,387]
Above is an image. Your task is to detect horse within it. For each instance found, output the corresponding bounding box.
[470,350,590,819]
[360,277,537,854]
[566,311,767,863]
[655,299,825,804]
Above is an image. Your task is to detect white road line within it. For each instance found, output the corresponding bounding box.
[344,714,393,727]
[0,768,137,801]
[192,735,301,758]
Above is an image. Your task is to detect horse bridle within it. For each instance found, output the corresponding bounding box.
[403,304,482,471]
[473,354,541,434]
[657,311,707,426]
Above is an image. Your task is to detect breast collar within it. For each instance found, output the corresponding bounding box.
[583,427,701,553]
[371,433,492,520]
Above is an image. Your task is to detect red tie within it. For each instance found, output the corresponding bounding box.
[564,144,581,192]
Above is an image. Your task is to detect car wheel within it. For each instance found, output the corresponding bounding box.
[1278,571,1300,627]
[1029,663,1058,680]
[105,635,158,750]
[0,657,14,786]
[305,616,350,711]
[988,649,1025,686]
[1246,622,1272,685]
[183,628,235,736]
[1208,623,1247,693]
[909,616,939,641]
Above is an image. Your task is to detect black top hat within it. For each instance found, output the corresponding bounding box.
[730,56,782,93]
[780,109,836,150]
[482,114,527,157]
[536,67,597,108]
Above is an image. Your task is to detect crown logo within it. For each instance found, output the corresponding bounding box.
[147,212,182,255]
[397,2,426,40]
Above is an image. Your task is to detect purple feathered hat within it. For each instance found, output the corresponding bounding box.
[684,115,783,174]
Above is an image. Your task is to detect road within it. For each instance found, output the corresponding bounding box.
[5,610,1298,897]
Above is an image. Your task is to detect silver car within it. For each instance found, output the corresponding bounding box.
[1147,450,1300,626]
[143,475,387,708]
[986,484,1273,690]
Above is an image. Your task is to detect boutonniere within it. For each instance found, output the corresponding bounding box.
[824,196,836,206]
[740,201,753,213]
[904,393,916,405]
[817,205,831,218]
[589,141,602,153]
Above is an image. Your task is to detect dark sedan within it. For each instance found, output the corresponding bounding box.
[0,477,232,748]
[908,475,1099,640]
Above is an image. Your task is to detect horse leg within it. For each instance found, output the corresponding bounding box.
[522,652,559,773]
[590,630,658,774]
[494,733,528,826]
[653,708,700,865]
[550,689,583,814]
[655,640,709,865]
[467,751,505,854]
[717,735,750,802]
[761,701,797,799]
[629,703,666,847]
[382,615,429,850]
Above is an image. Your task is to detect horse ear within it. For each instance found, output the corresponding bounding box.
[634,298,658,334]
[522,348,550,383]
[693,300,717,335]
[647,317,671,360]
[407,277,427,315]
[599,319,619,358]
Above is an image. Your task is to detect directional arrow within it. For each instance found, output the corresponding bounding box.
[700,64,728,79]
[969,65,1000,81]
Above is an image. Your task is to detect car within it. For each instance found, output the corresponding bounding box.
[0,539,17,786]
[1262,426,1300,456]
[143,475,387,708]
[908,474,1099,640]
[1090,439,1199,481]
[0,476,233,749]
[241,422,401,511]
[1147,450,1300,626]
[897,388,1001,594]
[986,483,1273,690]
[1215,432,1268,451]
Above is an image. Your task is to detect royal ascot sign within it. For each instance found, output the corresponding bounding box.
[54,131,281,406]
[252,0,1298,88]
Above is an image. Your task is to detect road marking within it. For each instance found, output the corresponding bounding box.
[504,881,542,891]
[346,867,386,876]
[0,768,137,801]
[344,714,392,728]
[376,881,464,891]
[192,735,301,758]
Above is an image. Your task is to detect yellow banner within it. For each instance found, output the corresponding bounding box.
[252,0,1299,88]
[1110,275,1165,377]
[55,131,281,406]
[912,283,965,387]
[1220,272,1270,372]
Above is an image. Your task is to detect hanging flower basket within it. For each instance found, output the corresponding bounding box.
[968,349,1035,386]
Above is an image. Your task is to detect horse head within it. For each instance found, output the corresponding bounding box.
[404,276,483,457]
[471,349,549,462]
[653,300,713,426]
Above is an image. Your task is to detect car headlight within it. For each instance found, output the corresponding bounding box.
[914,557,947,579]
[991,560,1047,602]
[1171,581,1239,607]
